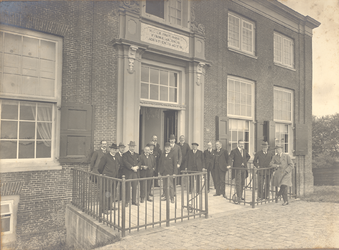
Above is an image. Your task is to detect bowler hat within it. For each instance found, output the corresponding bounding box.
[148,141,155,147]
[109,143,118,149]
[118,142,126,148]
[192,142,199,146]
[262,141,269,146]
[128,141,136,146]
[164,142,171,147]
[169,134,176,140]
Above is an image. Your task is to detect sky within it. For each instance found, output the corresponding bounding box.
[279,0,339,117]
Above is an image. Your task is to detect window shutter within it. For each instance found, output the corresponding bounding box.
[295,124,308,156]
[267,121,275,151]
[59,103,93,163]
[256,120,265,152]
[215,116,229,149]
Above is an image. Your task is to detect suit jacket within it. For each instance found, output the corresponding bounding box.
[170,144,182,174]
[186,149,205,171]
[139,153,156,171]
[90,149,106,174]
[204,149,215,171]
[115,151,124,178]
[270,153,294,187]
[178,142,190,169]
[253,150,275,175]
[229,147,250,179]
[122,151,140,178]
[159,150,177,176]
[213,148,229,172]
[97,153,119,178]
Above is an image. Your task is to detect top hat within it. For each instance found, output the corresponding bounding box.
[118,142,126,148]
[192,142,199,146]
[128,141,137,147]
[169,134,176,140]
[262,141,269,146]
[164,142,171,147]
[109,143,118,149]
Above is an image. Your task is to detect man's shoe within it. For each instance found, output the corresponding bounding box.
[132,202,139,206]
[161,194,165,198]
[213,193,220,196]
[282,202,289,206]
[149,193,153,197]
[147,198,153,202]
[102,210,109,214]
[241,198,244,200]
[140,198,144,203]
[125,203,129,207]
[161,197,167,201]
[257,198,262,202]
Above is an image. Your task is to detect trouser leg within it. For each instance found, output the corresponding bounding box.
[257,174,264,199]
[140,170,146,199]
[211,167,217,190]
[235,169,242,200]
[281,185,288,202]
[214,167,221,195]
[146,169,153,199]
[219,170,226,196]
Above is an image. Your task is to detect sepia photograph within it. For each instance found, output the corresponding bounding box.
[0,0,338,249]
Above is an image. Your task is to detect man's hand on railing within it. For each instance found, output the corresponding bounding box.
[227,165,231,169]
[177,164,180,168]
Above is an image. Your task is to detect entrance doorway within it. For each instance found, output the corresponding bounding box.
[139,107,178,152]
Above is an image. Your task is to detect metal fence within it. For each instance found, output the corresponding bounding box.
[71,169,208,237]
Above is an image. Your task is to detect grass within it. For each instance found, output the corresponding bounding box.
[301,185,339,203]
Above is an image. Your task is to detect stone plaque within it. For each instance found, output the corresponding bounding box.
[141,23,189,53]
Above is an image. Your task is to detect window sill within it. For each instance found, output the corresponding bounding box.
[0,159,62,173]
[228,47,257,59]
[274,63,296,71]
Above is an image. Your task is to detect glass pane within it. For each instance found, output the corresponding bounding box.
[22,57,38,77]
[40,40,56,61]
[37,104,52,121]
[247,94,251,105]
[0,141,16,159]
[244,131,249,141]
[19,122,35,139]
[40,60,55,79]
[150,84,158,100]
[19,141,34,158]
[285,133,288,143]
[20,76,39,96]
[160,86,168,101]
[2,73,20,94]
[238,131,244,141]
[4,33,21,55]
[20,102,35,120]
[235,92,240,104]
[231,131,237,141]
[1,121,17,139]
[228,103,234,115]
[0,53,3,72]
[1,101,18,119]
[241,105,246,116]
[169,88,177,102]
[36,141,51,158]
[23,37,39,58]
[169,72,177,87]
[247,84,251,95]
[37,122,51,140]
[235,81,240,92]
[3,54,20,74]
[0,32,3,52]
[160,70,168,86]
[141,66,149,82]
[40,78,55,97]
[228,80,234,91]
[1,216,11,232]
[145,0,164,19]
[235,104,240,115]
[141,83,148,99]
[241,94,246,104]
[247,106,251,117]
[150,68,159,84]
[241,82,247,93]
[1,204,10,214]
[231,143,237,150]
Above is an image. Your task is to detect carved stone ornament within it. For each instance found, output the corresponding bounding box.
[120,0,140,15]
[196,62,205,86]
[127,45,138,74]
[190,9,205,36]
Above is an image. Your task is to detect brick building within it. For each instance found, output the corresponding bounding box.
[0,0,319,248]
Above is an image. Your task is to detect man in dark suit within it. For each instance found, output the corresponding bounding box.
[139,144,155,203]
[178,135,190,185]
[213,141,229,198]
[90,140,107,183]
[115,142,126,200]
[204,141,215,192]
[159,142,177,203]
[152,135,162,187]
[169,134,182,194]
[97,143,119,213]
[253,141,275,200]
[122,141,140,206]
[186,142,205,193]
[228,140,251,204]
[148,141,160,196]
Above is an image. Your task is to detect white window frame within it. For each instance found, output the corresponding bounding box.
[228,119,254,157]
[274,32,294,69]
[228,12,255,56]
[0,24,62,172]
[274,87,294,155]
[1,200,14,235]
[141,0,190,30]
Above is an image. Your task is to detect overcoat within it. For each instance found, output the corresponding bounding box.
[270,153,294,187]
[213,148,229,172]
[122,151,140,178]
[90,149,106,174]
[178,142,190,170]
[97,153,119,178]
[186,149,205,171]
[204,149,215,171]
[158,151,177,176]
[170,144,182,174]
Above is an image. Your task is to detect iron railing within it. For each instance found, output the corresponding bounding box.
[72,169,208,237]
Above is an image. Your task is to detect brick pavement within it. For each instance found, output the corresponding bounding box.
[98,201,339,249]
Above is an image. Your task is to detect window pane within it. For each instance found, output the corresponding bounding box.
[3,54,20,74]
[150,68,159,84]
[242,21,253,53]
[1,216,11,232]
[4,33,21,55]
[241,94,246,104]
[1,204,10,214]
[2,73,20,94]
[244,131,249,141]
[37,104,52,121]
[40,60,55,79]
[146,0,164,19]
[19,141,34,158]
[36,141,51,158]
[141,66,149,82]
[169,88,177,102]
[235,104,240,115]
[1,101,18,119]
[22,57,39,77]
[37,123,51,140]
[0,32,3,52]
[160,70,168,86]
[0,141,17,159]
[160,86,168,101]
[40,78,55,97]
[20,76,39,96]
[228,15,240,48]
[141,83,149,99]
[150,84,158,100]
[20,102,35,120]
[274,34,282,63]
[238,131,243,141]
[169,72,177,87]
[23,37,39,58]
[241,105,246,116]
[40,40,56,61]
[1,121,17,139]
[231,131,237,141]
[19,122,35,139]
[0,52,3,72]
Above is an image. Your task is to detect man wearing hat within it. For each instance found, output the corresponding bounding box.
[159,142,177,203]
[213,141,229,198]
[186,142,205,193]
[270,144,294,206]
[139,144,156,202]
[122,141,140,206]
[97,143,119,213]
[204,142,215,192]
[253,141,275,201]
[178,135,191,184]
[90,140,107,180]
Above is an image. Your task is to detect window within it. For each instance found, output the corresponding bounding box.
[274,87,293,154]
[229,119,250,152]
[1,200,13,234]
[143,0,189,29]
[228,13,255,56]
[274,32,294,68]
[0,25,62,170]
[141,66,178,103]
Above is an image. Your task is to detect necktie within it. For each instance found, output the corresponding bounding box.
[165,154,168,157]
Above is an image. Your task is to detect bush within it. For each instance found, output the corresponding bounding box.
[312,153,338,168]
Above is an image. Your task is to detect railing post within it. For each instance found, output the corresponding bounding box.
[203,169,208,218]
[252,167,256,208]
[121,175,126,237]
[166,174,170,227]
